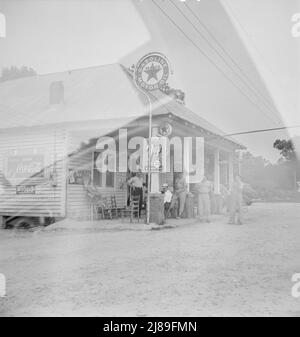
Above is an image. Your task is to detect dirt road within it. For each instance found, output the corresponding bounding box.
[0,203,300,316]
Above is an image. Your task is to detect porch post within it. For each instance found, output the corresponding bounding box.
[228,152,234,187]
[213,148,220,194]
[213,148,221,214]
[238,150,243,176]
[223,162,228,185]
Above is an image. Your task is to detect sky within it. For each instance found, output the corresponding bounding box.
[0,0,299,162]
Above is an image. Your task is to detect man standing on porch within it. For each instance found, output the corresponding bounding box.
[127,171,144,216]
[196,176,212,223]
[175,173,188,219]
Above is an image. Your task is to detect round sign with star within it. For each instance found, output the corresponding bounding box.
[134,52,170,91]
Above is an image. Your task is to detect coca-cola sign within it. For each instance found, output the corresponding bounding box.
[6,154,44,180]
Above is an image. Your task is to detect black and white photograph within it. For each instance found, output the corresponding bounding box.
[0,0,300,320]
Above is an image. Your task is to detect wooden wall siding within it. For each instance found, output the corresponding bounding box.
[66,131,127,220]
[66,149,92,220]
[0,128,67,217]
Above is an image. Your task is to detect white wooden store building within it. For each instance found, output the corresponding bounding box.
[0,64,244,221]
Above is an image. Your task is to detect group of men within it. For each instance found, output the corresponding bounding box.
[128,172,189,219]
[161,174,244,225]
[195,175,244,225]
[128,171,244,225]
[161,173,188,219]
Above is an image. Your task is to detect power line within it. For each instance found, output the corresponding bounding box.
[151,0,281,125]
[169,0,281,126]
[221,0,297,119]
[224,125,300,137]
[182,1,280,122]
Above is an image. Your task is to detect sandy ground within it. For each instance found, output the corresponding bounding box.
[0,202,300,317]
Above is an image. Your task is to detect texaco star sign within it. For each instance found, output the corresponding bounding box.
[134,52,170,91]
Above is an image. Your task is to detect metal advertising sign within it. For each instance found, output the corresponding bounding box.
[134,52,170,91]
[16,185,36,194]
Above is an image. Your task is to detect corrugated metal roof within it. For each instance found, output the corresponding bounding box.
[152,91,245,148]
[0,63,244,148]
[121,66,245,148]
[0,64,148,129]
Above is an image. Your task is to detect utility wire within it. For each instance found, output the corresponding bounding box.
[222,0,297,119]
[224,125,300,137]
[152,0,281,125]
[169,0,281,125]
[182,1,280,122]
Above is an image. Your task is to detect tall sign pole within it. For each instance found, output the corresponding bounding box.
[134,52,171,225]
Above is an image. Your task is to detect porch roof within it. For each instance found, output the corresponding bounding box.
[0,63,245,149]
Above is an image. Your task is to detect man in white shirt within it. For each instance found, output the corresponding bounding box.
[161,183,173,219]
[127,171,144,216]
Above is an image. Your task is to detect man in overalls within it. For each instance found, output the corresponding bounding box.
[197,176,212,222]
[228,175,244,225]
[175,173,188,219]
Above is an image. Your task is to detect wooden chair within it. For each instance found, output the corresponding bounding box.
[110,195,118,218]
[110,195,125,218]
[92,202,102,220]
[100,197,112,220]
[122,195,140,223]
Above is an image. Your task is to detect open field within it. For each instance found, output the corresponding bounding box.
[0,203,300,316]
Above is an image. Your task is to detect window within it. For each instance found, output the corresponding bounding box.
[93,152,115,188]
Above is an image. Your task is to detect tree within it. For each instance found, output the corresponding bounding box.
[240,150,296,193]
[0,66,37,82]
[240,152,271,188]
[273,139,296,161]
[273,137,300,190]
